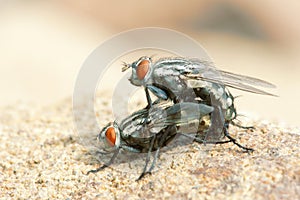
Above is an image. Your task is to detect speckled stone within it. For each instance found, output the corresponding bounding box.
[0,93,299,199]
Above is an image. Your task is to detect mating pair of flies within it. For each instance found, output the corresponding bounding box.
[88,56,276,180]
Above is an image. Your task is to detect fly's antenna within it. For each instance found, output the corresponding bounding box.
[121,61,131,72]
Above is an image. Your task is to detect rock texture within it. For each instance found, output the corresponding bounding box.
[0,94,299,199]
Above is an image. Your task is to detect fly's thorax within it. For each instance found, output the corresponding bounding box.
[128,56,154,86]
[152,62,188,97]
[98,122,121,151]
[117,104,167,141]
[121,113,145,137]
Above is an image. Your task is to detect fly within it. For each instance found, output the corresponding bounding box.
[122,56,276,150]
[122,56,276,119]
[88,102,215,180]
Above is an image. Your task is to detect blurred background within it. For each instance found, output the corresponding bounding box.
[1,0,299,127]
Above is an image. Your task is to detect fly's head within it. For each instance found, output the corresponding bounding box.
[122,56,153,86]
[98,121,121,152]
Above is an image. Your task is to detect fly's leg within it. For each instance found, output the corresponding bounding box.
[147,147,160,173]
[136,135,156,181]
[181,131,253,152]
[142,87,153,126]
[136,126,175,181]
[230,112,255,130]
[223,127,254,152]
[214,140,232,144]
[152,98,163,105]
[87,148,120,175]
[139,144,161,181]
[194,138,233,145]
[181,132,232,144]
[144,87,153,109]
[147,126,175,173]
[230,120,254,130]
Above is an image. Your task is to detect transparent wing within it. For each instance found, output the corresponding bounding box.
[185,69,277,96]
[147,103,214,128]
[219,70,276,88]
[153,57,277,96]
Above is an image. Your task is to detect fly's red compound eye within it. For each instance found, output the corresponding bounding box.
[136,59,150,80]
[105,127,116,147]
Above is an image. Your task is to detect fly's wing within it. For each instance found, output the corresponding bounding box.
[119,102,172,139]
[153,57,277,96]
[219,70,276,88]
[186,69,277,96]
[120,101,212,140]
[146,103,214,131]
[164,103,213,125]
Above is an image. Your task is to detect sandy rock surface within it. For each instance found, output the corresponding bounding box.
[0,94,299,199]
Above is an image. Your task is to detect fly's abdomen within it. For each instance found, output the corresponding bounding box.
[193,82,236,121]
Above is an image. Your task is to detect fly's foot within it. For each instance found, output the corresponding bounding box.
[136,171,152,181]
[230,138,254,153]
[87,164,108,175]
[224,132,254,153]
